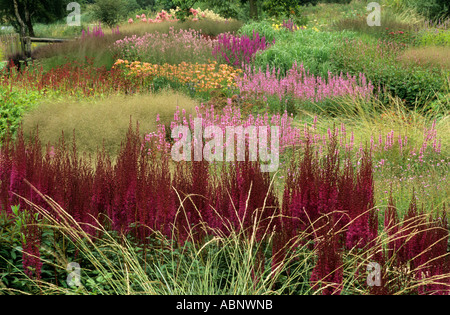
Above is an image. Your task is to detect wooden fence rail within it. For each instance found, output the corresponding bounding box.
[20,36,71,57]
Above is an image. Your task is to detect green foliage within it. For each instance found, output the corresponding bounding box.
[136,0,156,9]
[0,86,41,142]
[239,20,279,43]
[92,0,127,27]
[196,0,248,20]
[330,38,447,109]
[262,0,318,18]
[0,0,72,36]
[319,0,351,3]
[405,0,450,20]
[418,29,450,46]
[239,24,357,77]
[332,10,418,45]
[171,0,196,22]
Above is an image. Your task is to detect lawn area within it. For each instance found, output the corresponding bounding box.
[0,0,449,295]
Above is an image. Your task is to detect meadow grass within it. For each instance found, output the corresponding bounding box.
[20,90,199,157]
[396,46,450,71]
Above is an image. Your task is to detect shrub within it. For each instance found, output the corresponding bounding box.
[405,0,450,21]
[417,28,450,46]
[330,38,447,108]
[92,0,127,28]
[0,86,41,142]
[239,24,357,77]
[262,0,318,18]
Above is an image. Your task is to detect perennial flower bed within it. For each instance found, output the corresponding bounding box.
[113,60,243,92]
[0,2,449,296]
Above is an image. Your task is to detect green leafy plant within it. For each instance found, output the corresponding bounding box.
[262,0,318,18]
[0,86,41,142]
[239,25,357,77]
[330,38,447,109]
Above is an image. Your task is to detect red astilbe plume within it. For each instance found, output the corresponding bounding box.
[0,131,14,215]
[91,146,114,234]
[316,133,340,240]
[395,192,424,269]
[386,194,449,294]
[384,192,400,262]
[210,162,239,236]
[235,159,273,240]
[345,147,377,250]
[310,216,344,295]
[415,205,450,295]
[20,209,42,281]
[284,133,345,245]
[110,122,141,234]
[335,153,354,240]
[45,131,95,234]
[172,158,211,244]
[140,122,175,239]
[285,136,319,239]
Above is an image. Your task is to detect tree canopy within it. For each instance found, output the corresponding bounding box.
[0,0,71,36]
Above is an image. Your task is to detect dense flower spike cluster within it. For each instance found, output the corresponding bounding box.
[1,105,448,293]
[236,62,374,103]
[212,31,273,67]
[113,27,216,64]
[80,23,119,39]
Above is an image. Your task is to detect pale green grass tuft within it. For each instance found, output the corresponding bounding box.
[21,90,199,157]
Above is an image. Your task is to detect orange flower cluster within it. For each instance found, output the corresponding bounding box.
[113,59,242,92]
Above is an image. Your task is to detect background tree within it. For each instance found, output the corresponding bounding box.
[0,0,71,37]
[92,0,127,28]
